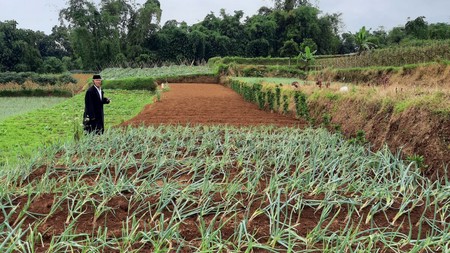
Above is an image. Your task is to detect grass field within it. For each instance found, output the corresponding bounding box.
[101,65,215,80]
[0,97,68,121]
[0,90,155,165]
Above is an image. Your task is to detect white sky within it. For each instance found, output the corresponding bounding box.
[0,0,449,34]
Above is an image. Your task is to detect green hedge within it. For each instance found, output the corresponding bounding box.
[209,41,450,69]
[0,89,72,97]
[309,63,437,83]
[0,72,77,85]
[317,41,450,68]
[229,79,309,120]
[220,64,307,78]
[103,77,156,91]
[209,56,338,67]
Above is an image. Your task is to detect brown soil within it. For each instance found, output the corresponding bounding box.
[72,73,93,92]
[4,163,440,252]
[309,95,450,178]
[122,83,305,127]
[306,64,450,176]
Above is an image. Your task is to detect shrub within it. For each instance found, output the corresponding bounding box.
[0,72,26,84]
[42,57,66,73]
[275,86,281,110]
[293,91,309,119]
[31,75,58,86]
[0,72,77,86]
[282,95,289,114]
[322,113,332,127]
[266,90,275,111]
[59,74,78,84]
[103,77,156,91]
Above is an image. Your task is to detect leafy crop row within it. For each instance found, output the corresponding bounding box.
[101,65,215,80]
[1,125,448,252]
[229,79,309,120]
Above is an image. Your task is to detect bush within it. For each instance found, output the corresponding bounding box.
[31,75,58,86]
[0,72,75,86]
[103,77,156,91]
[294,91,309,120]
[221,64,307,78]
[0,89,72,97]
[42,57,65,74]
[59,74,78,84]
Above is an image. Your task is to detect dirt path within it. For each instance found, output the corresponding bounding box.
[123,83,305,127]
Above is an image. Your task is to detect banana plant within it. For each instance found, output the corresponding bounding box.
[355,26,376,54]
[297,46,316,70]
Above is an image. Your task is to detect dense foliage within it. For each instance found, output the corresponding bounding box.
[0,72,76,85]
[1,1,450,71]
[101,66,215,79]
[103,77,156,91]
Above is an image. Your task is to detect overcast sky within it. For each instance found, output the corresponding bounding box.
[1,0,449,34]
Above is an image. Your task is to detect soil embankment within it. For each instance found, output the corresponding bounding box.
[306,63,450,176]
[309,99,449,176]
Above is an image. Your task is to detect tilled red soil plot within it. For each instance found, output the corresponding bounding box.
[122,83,305,127]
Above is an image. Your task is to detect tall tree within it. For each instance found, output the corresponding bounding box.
[273,0,311,11]
[127,0,161,47]
[0,20,44,72]
[60,0,162,69]
[60,0,104,69]
[405,16,428,40]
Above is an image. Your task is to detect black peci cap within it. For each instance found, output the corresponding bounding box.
[93,74,102,80]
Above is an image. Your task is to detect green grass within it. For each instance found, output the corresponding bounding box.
[0,90,155,165]
[394,91,450,116]
[0,97,68,121]
[101,65,215,80]
[230,77,302,85]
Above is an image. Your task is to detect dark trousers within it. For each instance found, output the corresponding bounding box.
[84,120,104,134]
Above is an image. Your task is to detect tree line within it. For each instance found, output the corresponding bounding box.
[1,0,450,72]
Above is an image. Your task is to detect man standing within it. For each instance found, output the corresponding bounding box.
[83,74,110,134]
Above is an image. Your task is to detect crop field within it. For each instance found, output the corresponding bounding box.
[1,125,449,252]
[101,66,215,80]
[0,97,67,121]
[1,64,448,252]
[0,90,155,165]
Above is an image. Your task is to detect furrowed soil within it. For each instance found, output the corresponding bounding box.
[122,83,305,127]
[3,151,440,253]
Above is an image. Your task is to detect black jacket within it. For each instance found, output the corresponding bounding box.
[84,85,110,133]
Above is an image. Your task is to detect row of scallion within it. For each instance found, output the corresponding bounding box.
[1,125,449,252]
